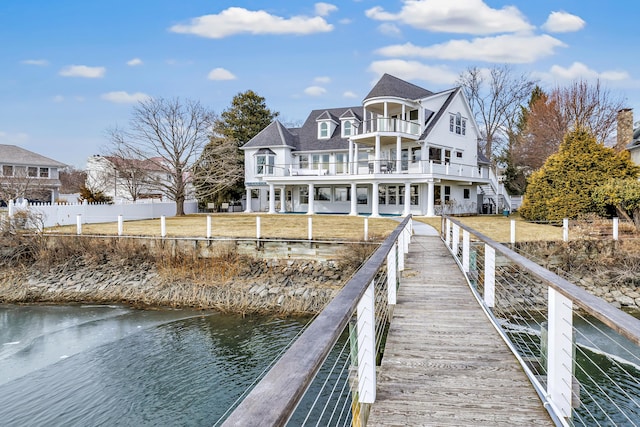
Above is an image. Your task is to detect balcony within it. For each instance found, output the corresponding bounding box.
[354,118,421,137]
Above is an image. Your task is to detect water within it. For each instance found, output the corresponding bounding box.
[0,304,308,426]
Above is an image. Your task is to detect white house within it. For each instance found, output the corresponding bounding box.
[0,144,67,203]
[241,74,495,216]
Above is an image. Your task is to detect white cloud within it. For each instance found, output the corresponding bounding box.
[59,65,106,78]
[101,91,151,104]
[170,7,333,38]
[315,2,337,17]
[376,34,565,64]
[314,76,331,84]
[378,23,402,37]
[339,18,352,25]
[366,0,533,35]
[304,86,327,96]
[207,68,237,80]
[540,62,630,82]
[52,95,65,103]
[343,91,358,98]
[368,60,459,85]
[21,59,49,66]
[542,11,585,33]
[127,58,143,66]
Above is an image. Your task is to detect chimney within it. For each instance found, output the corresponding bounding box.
[616,108,633,152]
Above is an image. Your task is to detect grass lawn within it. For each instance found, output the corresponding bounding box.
[414,213,563,242]
[46,213,401,241]
[46,212,563,242]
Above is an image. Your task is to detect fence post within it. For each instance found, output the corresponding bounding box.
[462,230,470,273]
[445,218,451,248]
[76,214,82,235]
[397,230,405,271]
[118,215,123,236]
[308,216,313,240]
[547,288,574,420]
[357,281,376,404]
[613,217,619,241]
[160,215,166,238]
[206,215,212,239]
[387,243,397,305]
[452,223,460,257]
[563,218,569,242]
[484,245,495,308]
[364,217,369,242]
[256,216,261,239]
[8,200,14,217]
[510,219,516,244]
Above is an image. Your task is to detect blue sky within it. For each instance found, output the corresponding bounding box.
[1,0,639,168]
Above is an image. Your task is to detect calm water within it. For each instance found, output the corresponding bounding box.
[0,304,308,426]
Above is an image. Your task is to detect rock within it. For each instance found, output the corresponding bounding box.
[615,295,636,306]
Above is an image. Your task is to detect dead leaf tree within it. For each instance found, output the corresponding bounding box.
[108,98,216,215]
[457,65,537,161]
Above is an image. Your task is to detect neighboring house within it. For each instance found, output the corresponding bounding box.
[628,128,640,166]
[0,144,66,203]
[86,155,167,202]
[617,108,640,167]
[241,73,493,216]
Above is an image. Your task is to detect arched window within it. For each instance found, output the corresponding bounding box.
[342,121,352,137]
[319,122,329,138]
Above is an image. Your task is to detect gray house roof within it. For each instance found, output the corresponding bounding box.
[295,106,363,152]
[364,73,433,101]
[0,144,66,167]
[241,120,297,149]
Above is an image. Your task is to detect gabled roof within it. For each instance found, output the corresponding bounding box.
[315,111,338,122]
[242,120,297,149]
[296,106,363,152]
[419,88,459,140]
[339,108,359,120]
[364,73,433,101]
[0,144,66,167]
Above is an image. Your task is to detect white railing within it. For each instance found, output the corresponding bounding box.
[357,118,421,136]
[488,168,513,212]
[443,216,640,426]
[219,216,412,426]
[7,199,198,228]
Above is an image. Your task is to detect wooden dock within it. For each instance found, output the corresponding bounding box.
[367,235,553,426]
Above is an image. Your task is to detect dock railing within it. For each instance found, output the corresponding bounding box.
[219,216,412,427]
[442,216,640,426]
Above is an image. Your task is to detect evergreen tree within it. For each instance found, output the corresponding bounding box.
[519,128,639,222]
[215,90,279,145]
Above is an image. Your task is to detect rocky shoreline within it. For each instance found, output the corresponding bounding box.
[0,258,349,315]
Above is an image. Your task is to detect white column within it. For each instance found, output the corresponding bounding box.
[374,135,381,173]
[371,182,379,217]
[307,183,315,215]
[349,183,358,216]
[547,288,574,419]
[426,180,435,217]
[357,281,376,404]
[403,182,411,217]
[279,187,286,213]
[348,139,354,174]
[245,188,252,213]
[396,135,402,173]
[353,143,359,175]
[268,184,276,214]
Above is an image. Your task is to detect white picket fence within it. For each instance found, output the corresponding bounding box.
[7,199,198,228]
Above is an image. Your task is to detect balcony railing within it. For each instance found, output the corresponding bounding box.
[355,118,421,136]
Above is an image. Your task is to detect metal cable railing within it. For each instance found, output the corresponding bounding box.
[443,216,640,426]
[219,216,411,426]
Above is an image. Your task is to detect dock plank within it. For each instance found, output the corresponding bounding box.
[367,235,552,426]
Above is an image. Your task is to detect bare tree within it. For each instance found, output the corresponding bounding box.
[0,167,49,202]
[193,136,245,205]
[108,98,216,215]
[457,65,537,161]
[102,143,157,202]
[59,166,87,194]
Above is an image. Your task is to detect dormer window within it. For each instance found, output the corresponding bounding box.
[342,120,352,137]
[449,112,467,136]
[319,122,329,139]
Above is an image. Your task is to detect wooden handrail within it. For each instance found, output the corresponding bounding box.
[221,215,411,427]
[444,216,640,346]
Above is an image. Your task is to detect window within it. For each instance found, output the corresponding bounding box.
[251,189,260,199]
[315,187,331,201]
[311,154,330,172]
[39,167,49,178]
[342,121,352,137]
[256,154,274,175]
[336,153,347,174]
[378,186,386,205]
[463,188,470,199]
[299,154,309,169]
[2,165,13,176]
[334,186,350,202]
[388,186,397,205]
[429,147,442,163]
[28,167,38,177]
[358,151,369,168]
[456,151,463,158]
[450,113,466,135]
[357,187,368,204]
[411,147,421,163]
[411,185,419,205]
[319,122,329,138]
[299,187,309,204]
[444,186,451,202]
[434,185,441,205]
[444,150,451,164]
[409,109,419,121]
